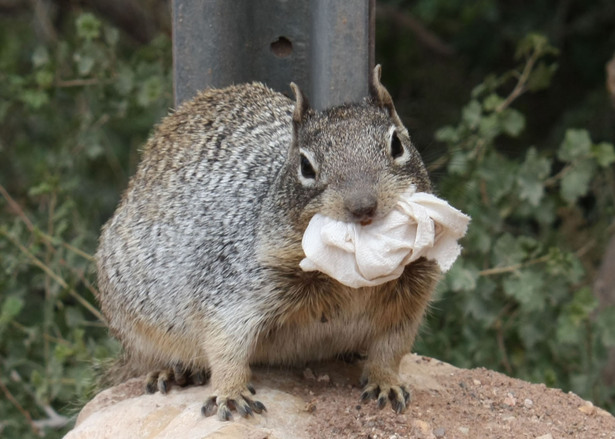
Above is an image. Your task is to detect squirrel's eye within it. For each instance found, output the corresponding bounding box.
[390,132,404,159]
[300,154,316,179]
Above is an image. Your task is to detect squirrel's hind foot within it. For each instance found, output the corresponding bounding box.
[145,365,211,394]
[201,384,266,421]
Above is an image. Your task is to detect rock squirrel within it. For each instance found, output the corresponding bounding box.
[95,65,441,421]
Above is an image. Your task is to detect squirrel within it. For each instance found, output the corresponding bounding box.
[95,65,441,421]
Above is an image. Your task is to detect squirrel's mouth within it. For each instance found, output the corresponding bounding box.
[360,219,373,226]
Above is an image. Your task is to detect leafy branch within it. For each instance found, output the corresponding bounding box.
[0,228,105,323]
[0,377,39,436]
[0,184,95,262]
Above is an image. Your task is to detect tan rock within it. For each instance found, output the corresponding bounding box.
[65,354,615,439]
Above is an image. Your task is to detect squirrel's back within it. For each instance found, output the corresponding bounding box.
[96,83,294,342]
[136,82,294,207]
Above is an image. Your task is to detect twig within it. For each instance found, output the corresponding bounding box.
[58,258,101,301]
[427,154,449,173]
[55,78,105,88]
[496,323,513,374]
[544,163,574,188]
[11,321,72,345]
[377,5,455,57]
[44,191,57,385]
[0,377,40,435]
[1,229,105,323]
[607,52,615,108]
[32,405,70,431]
[31,0,57,43]
[479,180,490,206]
[0,184,95,262]
[0,184,35,230]
[479,254,550,277]
[495,51,539,113]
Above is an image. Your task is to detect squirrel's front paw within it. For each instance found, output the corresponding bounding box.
[201,384,266,421]
[360,370,411,414]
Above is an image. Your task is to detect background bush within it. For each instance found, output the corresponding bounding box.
[0,1,613,437]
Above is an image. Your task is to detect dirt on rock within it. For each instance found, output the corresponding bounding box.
[66,354,615,439]
[291,356,615,439]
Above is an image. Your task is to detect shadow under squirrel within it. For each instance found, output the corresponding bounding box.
[95,65,441,421]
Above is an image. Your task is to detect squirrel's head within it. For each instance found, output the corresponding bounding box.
[283,65,431,227]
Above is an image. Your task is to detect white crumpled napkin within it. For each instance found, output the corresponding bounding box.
[299,188,470,288]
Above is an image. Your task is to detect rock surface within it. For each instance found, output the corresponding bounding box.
[65,354,615,438]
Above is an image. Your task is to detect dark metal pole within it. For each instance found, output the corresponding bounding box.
[310,0,373,110]
[172,0,375,110]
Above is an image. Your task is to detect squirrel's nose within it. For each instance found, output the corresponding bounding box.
[345,194,378,222]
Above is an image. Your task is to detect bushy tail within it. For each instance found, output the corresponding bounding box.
[96,351,144,390]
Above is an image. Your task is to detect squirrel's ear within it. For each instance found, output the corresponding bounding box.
[290,82,309,125]
[369,65,403,126]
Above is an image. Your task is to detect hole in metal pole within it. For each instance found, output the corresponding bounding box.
[270,36,293,58]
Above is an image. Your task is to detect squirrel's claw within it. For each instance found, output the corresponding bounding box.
[145,369,173,394]
[145,366,211,395]
[201,396,218,417]
[202,386,266,421]
[361,382,411,414]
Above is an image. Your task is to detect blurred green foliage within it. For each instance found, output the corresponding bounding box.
[0,9,172,438]
[0,1,614,437]
[415,34,615,411]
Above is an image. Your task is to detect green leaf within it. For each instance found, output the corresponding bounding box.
[527,61,558,92]
[0,296,24,325]
[54,343,75,361]
[31,46,50,68]
[115,64,135,96]
[83,132,105,159]
[466,223,491,254]
[517,147,551,206]
[560,159,595,203]
[137,76,164,107]
[478,113,501,140]
[462,100,482,129]
[464,278,498,325]
[30,369,44,388]
[471,74,502,98]
[503,270,546,312]
[471,82,487,98]
[483,93,504,111]
[76,13,102,41]
[556,312,580,344]
[596,307,615,346]
[104,26,120,46]
[545,248,584,283]
[74,52,95,76]
[446,262,479,292]
[35,70,54,88]
[19,89,49,109]
[500,108,526,137]
[592,142,615,168]
[435,125,459,144]
[492,234,527,267]
[65,306,85,328]
[515,33,558,59]
[518,318,544,349]
[515,34,547,59]
[447,150,469,175]
[558,129,592,162]
[28,181,54,196]
[567,287,597,324]
[0,100,8,123]
[477,151,516,202]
